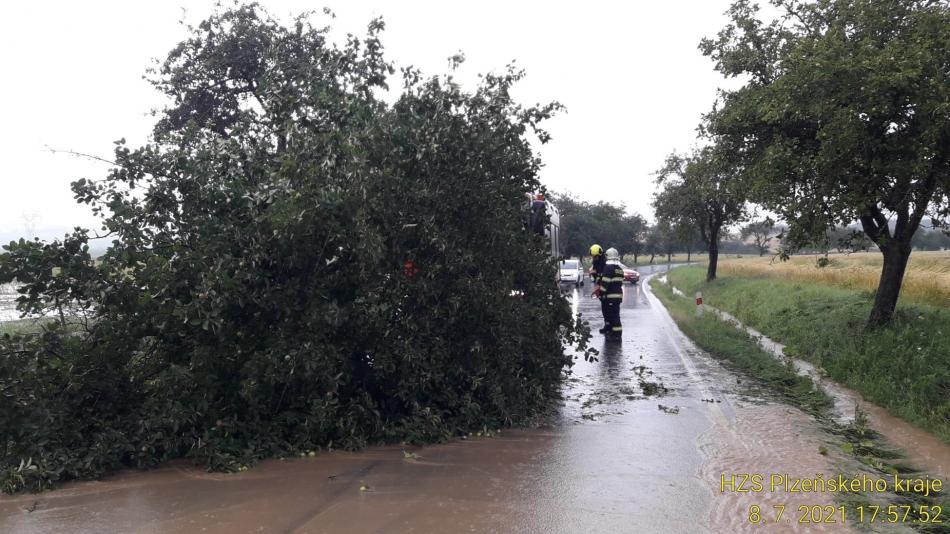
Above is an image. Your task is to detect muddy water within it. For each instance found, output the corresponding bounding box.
[0,266,893,533]
[647,276,854,533]
[699,404,858,534]
[708,302,950,480]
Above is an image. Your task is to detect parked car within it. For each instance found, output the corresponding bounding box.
[618,263,640,284]
[559,259,584,287]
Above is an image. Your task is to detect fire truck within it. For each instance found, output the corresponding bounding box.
[528,194,560,259]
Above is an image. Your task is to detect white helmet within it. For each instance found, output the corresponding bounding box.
[606,247,620,261]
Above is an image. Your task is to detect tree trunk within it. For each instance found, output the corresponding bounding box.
[706,240,719,282]
[55,296,66,327]
[649,253,655,264]
[633,252,639,264]
[867,242,912,328]
[687,249,692,262]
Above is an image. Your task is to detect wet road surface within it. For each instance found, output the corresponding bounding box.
[0,265,903,533]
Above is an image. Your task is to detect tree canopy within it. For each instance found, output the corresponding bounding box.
[702,0,950,325]
[740,218,776,256]
[653,146,750,280]
[554,193,647,261]
[0,5,589,493]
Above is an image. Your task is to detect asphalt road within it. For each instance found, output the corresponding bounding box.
[0,265,873,533]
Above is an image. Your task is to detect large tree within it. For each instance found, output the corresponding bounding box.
[702,0,950,326]
[740,218,776,256]
[654,219,679,263]
[619,213,649,264]
[0,5,588,492]
[587,201,631,253]
[654,147,750,280]
[673,221,704,262]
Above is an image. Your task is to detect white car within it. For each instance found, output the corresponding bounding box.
[559,259,584,287]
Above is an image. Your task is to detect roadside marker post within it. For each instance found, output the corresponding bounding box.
[695,292,703,317]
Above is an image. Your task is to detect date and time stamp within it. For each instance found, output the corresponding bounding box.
[721,473,945,526]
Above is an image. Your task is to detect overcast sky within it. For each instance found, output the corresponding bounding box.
[0,0,736,239]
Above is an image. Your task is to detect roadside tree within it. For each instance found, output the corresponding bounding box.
[619,214,649,265]
[673,222,704,262]
[555,195,640,262]
[702,0,950,326]
[740,218,776,256]
[555,193,597,261]
[654,147,750,281]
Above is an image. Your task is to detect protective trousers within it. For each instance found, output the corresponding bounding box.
[601,263,625,339]
[605,299,622,338]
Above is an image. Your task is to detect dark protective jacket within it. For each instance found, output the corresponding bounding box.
[591,254,606,278]
[600,263,625,300]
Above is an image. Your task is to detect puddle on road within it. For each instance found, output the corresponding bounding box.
[699,401,859,534]
[645,276,857,532]
[0,435,565,534]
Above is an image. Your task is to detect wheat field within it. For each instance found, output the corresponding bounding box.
[715,250,950,307]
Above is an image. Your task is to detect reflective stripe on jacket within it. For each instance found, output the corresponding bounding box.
[603,264,624,299]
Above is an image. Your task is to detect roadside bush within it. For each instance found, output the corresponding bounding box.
[0,5,588,493]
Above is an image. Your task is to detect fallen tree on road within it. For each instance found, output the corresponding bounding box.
[0,5,589,493]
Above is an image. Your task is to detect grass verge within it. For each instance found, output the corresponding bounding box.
[651,278,831,416]
[667,266,950,444]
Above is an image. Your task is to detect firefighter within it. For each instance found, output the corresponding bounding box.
[588,244,610,333]
[589,244,606,280]
[529,194,547,235]
[601,247,625,340]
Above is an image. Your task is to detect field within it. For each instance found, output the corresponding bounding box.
[0,318,51,336]
[715,250,950,307]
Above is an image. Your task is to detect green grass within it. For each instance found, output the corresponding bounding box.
[651,279,831,416]
[667,266,950,443]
